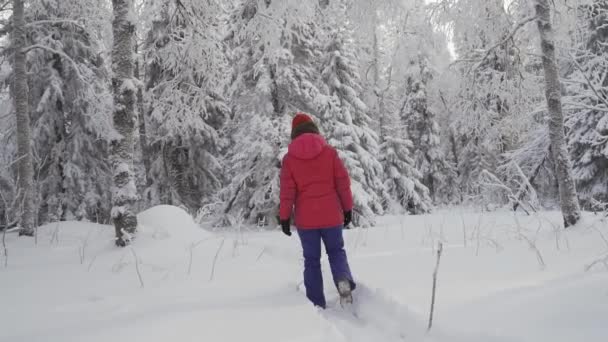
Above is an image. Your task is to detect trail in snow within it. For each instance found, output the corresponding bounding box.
[317,285,517,342]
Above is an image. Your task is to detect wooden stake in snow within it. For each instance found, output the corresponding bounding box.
[427,242,443,332]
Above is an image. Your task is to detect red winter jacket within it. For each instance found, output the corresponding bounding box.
[279,133,354,229]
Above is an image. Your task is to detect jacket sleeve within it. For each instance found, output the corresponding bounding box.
[333,149,353,211]
[279,155,296,221]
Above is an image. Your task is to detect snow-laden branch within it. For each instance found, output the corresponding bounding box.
[567,52,608,110]
[563,101,608,113]
[22,44,83,82]
[470,16,538,71]
[25,20,86,32]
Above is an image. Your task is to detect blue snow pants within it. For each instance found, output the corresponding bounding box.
[297,226,355,308]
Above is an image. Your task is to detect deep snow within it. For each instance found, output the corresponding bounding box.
[1,205,607,342]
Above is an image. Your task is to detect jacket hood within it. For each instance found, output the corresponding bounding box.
[288,133,327,160]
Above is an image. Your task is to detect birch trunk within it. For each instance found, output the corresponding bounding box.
[534,0,581,227]
[12,0,35,237]
[111,0,139,246]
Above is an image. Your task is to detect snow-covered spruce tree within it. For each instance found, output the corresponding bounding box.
[394,1,447,203]
[10,0,35,236]
[402,55,452,204]
[0,71,17,231]
[380,112,431,214]
[9,0,116,224]
[318,0,389,224]
[533,0,581,227]
[111,0,139,246]
[221,0,323,225]
[565,1,608,208]
[141,0,230,213]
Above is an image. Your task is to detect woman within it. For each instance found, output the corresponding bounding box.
[279,112,356,309]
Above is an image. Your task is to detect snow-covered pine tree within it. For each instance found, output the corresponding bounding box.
[222,0,323,225]
[566,1,608,207]
[141,0,230,213]
[533,0,581,227]
[318,0,388,224]
[111,0,139,246]
[9,0,116,224]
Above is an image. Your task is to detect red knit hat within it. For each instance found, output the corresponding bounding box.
[290,112,320,140]
[292,112,313,130]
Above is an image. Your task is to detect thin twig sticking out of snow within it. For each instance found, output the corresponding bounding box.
[187,236,218,275]
[256,247,267,262]
[428,242,443,332]
[2,221,6,267]
[78,230,93,265]
[210,238,225,281]
[50,222,60,245]
[129,247,144,288]
[594,227,608,250]
[459,211,467,247]
[0,190,11,267]
[474,214,483,256]
[87,254,98,272]
[515,219,546,270]
[584,254,608,272]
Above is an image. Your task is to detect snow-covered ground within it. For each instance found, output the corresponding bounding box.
[1,206,607,342]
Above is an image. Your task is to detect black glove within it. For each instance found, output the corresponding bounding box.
[280,219,292,236]
[343,211,352,229]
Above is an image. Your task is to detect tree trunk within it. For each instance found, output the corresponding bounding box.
[111,0,139,246]
[12,0,35,237]
[135,57,151,186]
[534,0,581,227]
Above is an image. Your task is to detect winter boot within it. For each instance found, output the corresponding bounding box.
[337,280,353,306]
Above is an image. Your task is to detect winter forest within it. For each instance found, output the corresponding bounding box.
[0,0,607,242]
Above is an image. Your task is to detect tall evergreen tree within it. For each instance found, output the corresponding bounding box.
[15,0,115,224]
[318,0,389,224]
[221,0,323,224]
[402,55,451,204]
[566,1,608,207]
[380,113,431,214]
[142,0,230,213]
